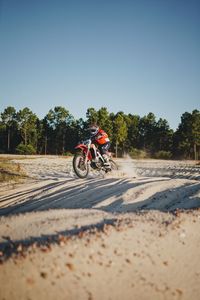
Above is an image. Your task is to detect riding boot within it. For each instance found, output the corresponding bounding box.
[102,154,110,166]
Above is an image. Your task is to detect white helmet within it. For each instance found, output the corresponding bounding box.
[89,124,99,136]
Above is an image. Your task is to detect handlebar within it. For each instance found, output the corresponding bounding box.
[81,139,92,145]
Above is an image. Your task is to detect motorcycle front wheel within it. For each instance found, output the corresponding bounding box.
[73,152,89,178]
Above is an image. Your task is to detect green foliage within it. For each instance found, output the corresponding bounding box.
[16,143,36,155]
[125,114,140,149]
[129,148,149,159]
[173,110,200,159]
[1,106,16,126]
[97,107,113,137]
[86,107,98,125]
[17,107,38,146]
[112,113,128,157]
[86,107,113,138]
[1,106,17,152]
[45,106,75,154]
[113,113,127,144]
[63,151,73,156]
[139,112,157,151]
[153,151,172,160]
[0,105,199,160]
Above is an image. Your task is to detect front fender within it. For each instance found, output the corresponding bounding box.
[75,144,92,160]
[75,144,88,152]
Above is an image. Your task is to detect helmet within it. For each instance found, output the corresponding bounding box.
[88,124,99,136]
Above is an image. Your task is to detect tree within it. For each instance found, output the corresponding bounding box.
[1,106,16,152]
[154,118,173,152]
[86,107,113,141]
[97,107,113,138]
[35,118,46,154]
[139,113,157,153]
[73,118,88,143]
[0,105,199,159]
[174,110,200,159]
[16,107,38,147]
[191,110,200,160]
[124,114,140,150]
[112,113,127,157]
[86,107,98,125]
[45,106,74,154]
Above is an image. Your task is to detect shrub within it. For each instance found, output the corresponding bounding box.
[0,160,26,182]
[154,151,172,159]
[129,148,149,159]
[63,151,73,157]
[16,143,36,155]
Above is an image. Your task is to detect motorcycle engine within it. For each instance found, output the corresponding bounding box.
[90,161,102,170]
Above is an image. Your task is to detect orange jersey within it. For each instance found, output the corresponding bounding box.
[93,129,110,145]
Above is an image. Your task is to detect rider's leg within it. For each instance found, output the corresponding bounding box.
[100,142,111,165]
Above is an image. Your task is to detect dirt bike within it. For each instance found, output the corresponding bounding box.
[73,139,118,178]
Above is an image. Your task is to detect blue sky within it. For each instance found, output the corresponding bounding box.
[0,0,199,129]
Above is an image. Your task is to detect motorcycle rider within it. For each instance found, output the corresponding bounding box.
[88,124,111,166]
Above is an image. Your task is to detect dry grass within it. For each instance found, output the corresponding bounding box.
[0,159,27,183]
[0,155,36,161]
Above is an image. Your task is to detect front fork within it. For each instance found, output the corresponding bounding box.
[84,142,92,165]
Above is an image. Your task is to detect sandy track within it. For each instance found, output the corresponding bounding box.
[0,156,200,300]
[0,156,199,248]
[0,158,199,216]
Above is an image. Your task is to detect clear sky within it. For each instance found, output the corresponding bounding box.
[0,0,199,129]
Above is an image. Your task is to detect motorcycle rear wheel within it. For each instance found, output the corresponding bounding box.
[73,152,89,178]
[110,159,118,171]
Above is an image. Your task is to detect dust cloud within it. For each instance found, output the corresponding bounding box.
[118,154,137,178]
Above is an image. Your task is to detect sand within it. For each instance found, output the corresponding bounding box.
[0,156,199,300]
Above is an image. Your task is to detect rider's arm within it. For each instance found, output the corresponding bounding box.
[95,130,108,140]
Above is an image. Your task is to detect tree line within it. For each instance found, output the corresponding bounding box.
[0,106,199,159]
